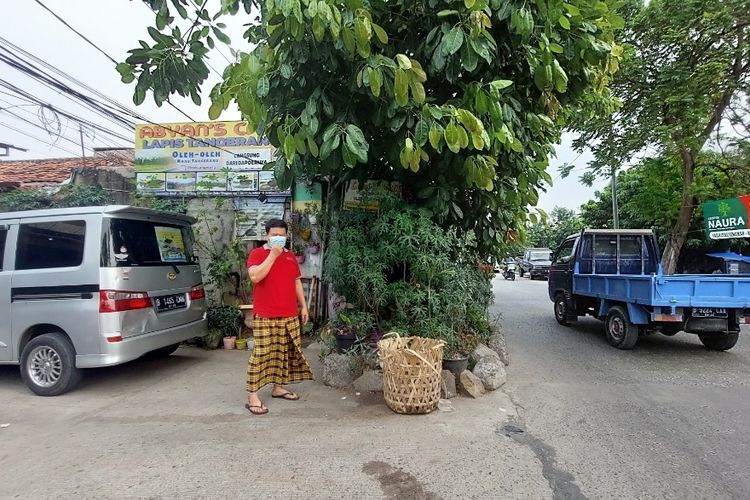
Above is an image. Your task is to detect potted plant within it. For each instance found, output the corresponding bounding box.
[293,243,306,264]
[207,305,242,350]
[442,330,480,379]
[325,311,376,353]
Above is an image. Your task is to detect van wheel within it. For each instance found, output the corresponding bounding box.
[554,293,570,326]
[698,332,739,351]
[605,306,639,350]
[20,333,82,396]
[146,343,181,358]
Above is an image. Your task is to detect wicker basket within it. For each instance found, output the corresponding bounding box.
[378,335,445,415]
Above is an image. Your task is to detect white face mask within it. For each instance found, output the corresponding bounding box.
[268,236,287,248]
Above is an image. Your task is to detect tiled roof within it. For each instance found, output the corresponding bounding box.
[0,152,134,186]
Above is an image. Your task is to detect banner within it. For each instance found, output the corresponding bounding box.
[703,194,750,240]
[134,121,288,196]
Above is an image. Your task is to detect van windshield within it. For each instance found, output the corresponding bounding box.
[102,218,197,267]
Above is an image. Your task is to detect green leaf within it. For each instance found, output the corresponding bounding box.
[394,68,409,106]
[307,136,319,157]
[471,132,484,150]
[436,9,459,17]
[320,134,340,160]
[410,81,426,103]
[429,123,444,149]
[396,54,412,70]
[461,41,479,72]
[190,90,201,105]
[490,79,513,90]
[283,135,296,160]
[610,15,625,30]
[212,26,231,44]
[372,23,388,44]
[208,101,221,120]
[444,122,460,153]
[342,27,356,54]
[280,64,293,79]
[558,16,571,30]
[443,27,464,55]
[344,124,369,162]
[342,141,357,167]
[134,87,146,106]
[457,125,469,149]
[257,76,270,97]
[464,0,476,8]
[549,43,564,54]
[414,120,430,147]
[368,67,382,97]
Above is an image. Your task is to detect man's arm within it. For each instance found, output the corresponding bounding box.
[295,278,309,325]
[248,247,283,284]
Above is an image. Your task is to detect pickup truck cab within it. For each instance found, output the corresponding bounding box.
[549,229,750,350]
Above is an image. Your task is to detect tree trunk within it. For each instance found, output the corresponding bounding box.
[661,148,696,274]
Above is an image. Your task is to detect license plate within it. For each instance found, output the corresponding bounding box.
[693,307,727,318]
[155,293,187,312]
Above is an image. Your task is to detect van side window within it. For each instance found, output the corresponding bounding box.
[16,221,86,270]
[0,228,6,270]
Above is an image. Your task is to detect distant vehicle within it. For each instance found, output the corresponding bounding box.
[549,229,750,351]
[521,248,552,280]
[0,206,208,396]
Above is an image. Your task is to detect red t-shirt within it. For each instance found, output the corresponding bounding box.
[247,246,301,318]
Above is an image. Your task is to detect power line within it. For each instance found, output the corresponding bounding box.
[0,119,83,157]
[0,78,133,143]
[0,107,94,152]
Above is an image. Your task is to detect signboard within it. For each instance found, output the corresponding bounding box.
[703,194,750,240]
[134,121,288,196]
[292,181,322,212]
[342,180,401,211]
[154,226,187,262]
[234,197,285,240]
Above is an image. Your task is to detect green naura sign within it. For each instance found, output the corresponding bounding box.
[703,194,750,240]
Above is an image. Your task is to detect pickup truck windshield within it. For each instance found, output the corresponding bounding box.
[531,252,550,260]
[102,218,198,267]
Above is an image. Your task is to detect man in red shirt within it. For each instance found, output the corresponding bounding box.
[244,219,313,415]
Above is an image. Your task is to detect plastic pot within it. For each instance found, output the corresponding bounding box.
[442,356,468,379]
[223,336,236,350]
[235,338,247,350]
[335,334,357,353]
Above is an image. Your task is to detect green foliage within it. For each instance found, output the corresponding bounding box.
[130,192,189,214]
[579,145,750,268]
[0,184,112,212]
[122,0,622,257]
[325,188,493,350]
[206,305,242,337]
[526,206,583,249]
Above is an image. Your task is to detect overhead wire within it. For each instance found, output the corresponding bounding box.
[0,106,95,152]
[0,119,84,157]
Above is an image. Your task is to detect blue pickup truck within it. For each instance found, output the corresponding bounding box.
[548,229,750,350]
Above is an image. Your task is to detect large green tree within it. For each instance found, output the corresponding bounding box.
[568,0,750,273]
[119,0,622,258]
[579,144,750,270]
[526,206,583,248]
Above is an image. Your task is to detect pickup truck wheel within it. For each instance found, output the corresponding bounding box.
[698,332,739,351]
[554,293,570,326]
[20,333,82,396]
[605,306,639,350]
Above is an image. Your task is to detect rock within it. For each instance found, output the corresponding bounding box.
[488,329,510,366]
[441,370,457,399]
[322,353,361,388]
[472,356,507,391]
[353,370,383,392]
[458,370,486,398]
[470,344,501,364]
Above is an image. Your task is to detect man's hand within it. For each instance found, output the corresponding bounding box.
[301,306,309,325]
[269,243,284,258]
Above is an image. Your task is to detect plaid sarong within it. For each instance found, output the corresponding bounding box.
[246,316,314,392]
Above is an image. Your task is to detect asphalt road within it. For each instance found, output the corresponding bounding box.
[494,275,750,500]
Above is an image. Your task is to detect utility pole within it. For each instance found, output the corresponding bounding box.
[78,125,85,165]
[611,168,619,229]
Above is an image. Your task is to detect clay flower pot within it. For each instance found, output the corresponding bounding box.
[223,336,236,350]
[295,253,306,264]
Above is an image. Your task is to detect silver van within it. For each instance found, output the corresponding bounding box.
[0,206,207,396]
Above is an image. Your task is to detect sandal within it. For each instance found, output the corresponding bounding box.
[245,403,269,415]
[271,390,300,401]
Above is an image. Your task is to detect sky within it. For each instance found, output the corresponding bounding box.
[0,0,606,211]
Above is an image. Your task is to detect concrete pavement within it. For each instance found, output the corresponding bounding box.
[0,338,547,499]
